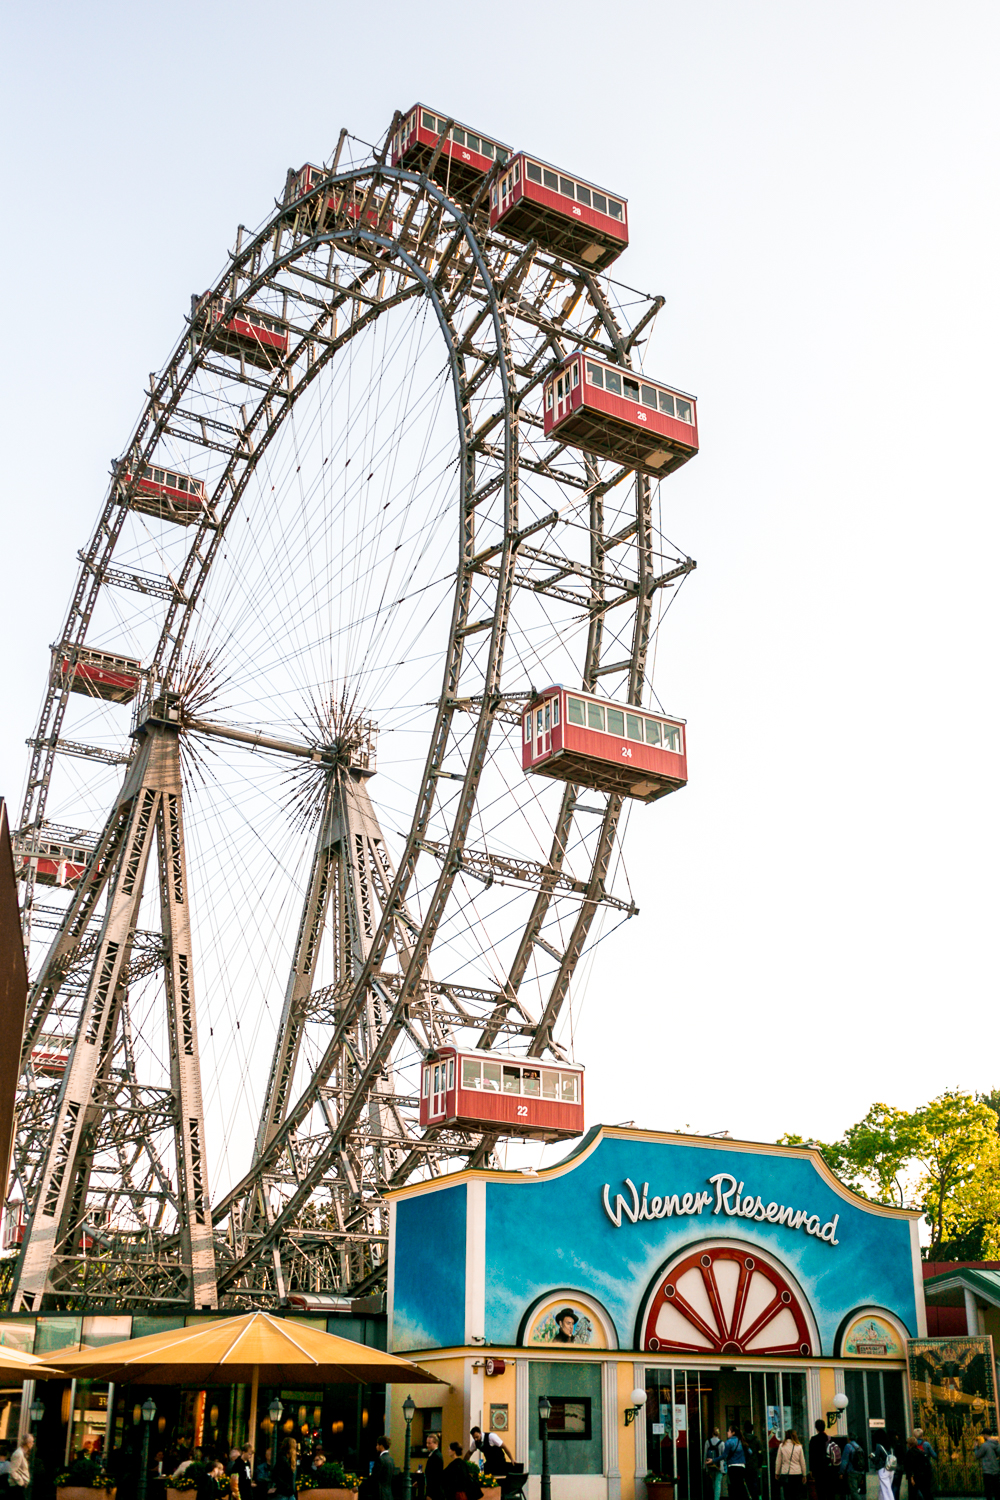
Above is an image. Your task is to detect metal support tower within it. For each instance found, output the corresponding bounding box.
[13,707,217,1309]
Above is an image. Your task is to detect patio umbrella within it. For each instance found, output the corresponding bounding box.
[0,1347,61,1383]
[52,1310,442,1446]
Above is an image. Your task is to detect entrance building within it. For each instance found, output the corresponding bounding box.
[385,1126,925,1500]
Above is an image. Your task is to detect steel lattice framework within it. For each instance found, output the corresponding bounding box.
[8,115,695,1310]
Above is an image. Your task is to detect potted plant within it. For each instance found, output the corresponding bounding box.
[166,1462,205,1500]
[55,1456,115,1500]
[305,1462,360,1500]
[644,1471,676,1500]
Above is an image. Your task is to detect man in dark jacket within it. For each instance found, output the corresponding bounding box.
[374,1438,394,1500]
[974,1434,1000,1500]
[424,1435,444,1500]
[903,1437,933,1500]
[809,1421,835,1500]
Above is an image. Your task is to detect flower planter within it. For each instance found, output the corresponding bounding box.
[306,1489,357,1500]
[166,1487,192,1500]
[57,1487,116,1500]
[646,1484,675,1500]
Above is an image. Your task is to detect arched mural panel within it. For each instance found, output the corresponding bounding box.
[639,1239,819,1356]
[518,1288,618,1349]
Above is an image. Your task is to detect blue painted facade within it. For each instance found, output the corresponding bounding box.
[391,1182,467,1350]
[389,1126,923,1356]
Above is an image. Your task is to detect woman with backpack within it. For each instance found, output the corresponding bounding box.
[774,1430,806,1500]
[871,1436,896,1500]
[703,1428,725,1500]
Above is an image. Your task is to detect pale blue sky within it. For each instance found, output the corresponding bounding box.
[2,2,998,1168]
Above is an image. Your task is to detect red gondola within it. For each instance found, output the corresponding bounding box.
[287,164,394,234]
[2,1203,24,1251]
[419,1046,584,1142]
[391,105,510,198]
[207,300,289,370]
[31,1049,69,1077]
[490,154,628,269]
[522,685,687,803]
[14,828,93,887]
[543,351,698,479]
[121,462,208,526]
[56,644,142,704]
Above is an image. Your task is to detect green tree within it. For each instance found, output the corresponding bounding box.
[783,1090,1000,1258]
[910,1091,1000,1252]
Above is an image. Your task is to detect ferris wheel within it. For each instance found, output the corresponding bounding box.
[8,105,698,1312]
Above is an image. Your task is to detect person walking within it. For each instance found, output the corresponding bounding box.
[871,1435,896,1500]
[903,1437,934,1500]
[270,1440,297,1500]
[373,1439,394,1500]
[9,1435,34,1497]
[424,1435,444,1500]
[742,1425,763,1500]
[975,1432,1000,1500]
[229,1448,254,1500]
[840,1433,864,1500]
[443,1443,482,1500]
[704,1427,725,1500]
[723,1425,748,1500]
[809,1422,835,1500]
[774,1430,806,1500]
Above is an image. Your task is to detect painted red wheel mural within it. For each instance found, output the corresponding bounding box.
[642,1243,815,1356]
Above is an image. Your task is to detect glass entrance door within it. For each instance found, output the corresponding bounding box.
[749,1371,809,1500]
[843,1368,906,1451]
[645,1369,809,1500]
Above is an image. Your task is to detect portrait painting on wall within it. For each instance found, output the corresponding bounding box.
[518,1289,618,1349]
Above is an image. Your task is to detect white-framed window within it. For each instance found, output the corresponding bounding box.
[463,1057,482,1090]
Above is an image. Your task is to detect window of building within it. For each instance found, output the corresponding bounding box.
[541,1397,592,1441]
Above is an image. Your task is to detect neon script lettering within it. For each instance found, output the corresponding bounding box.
[601,1172,840,1246]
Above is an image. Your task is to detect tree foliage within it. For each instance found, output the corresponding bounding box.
[780,1089,1000,1258]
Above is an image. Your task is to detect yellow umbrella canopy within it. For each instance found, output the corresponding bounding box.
[53,1311,441,1448]
[53,1311,439,1386]
[0,1347,60,1382]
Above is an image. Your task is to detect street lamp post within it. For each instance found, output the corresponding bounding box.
[269,1399,284,1470]
[138,1398,157,1500]
[538,1397,552,1500]
[402,1396,416,1500]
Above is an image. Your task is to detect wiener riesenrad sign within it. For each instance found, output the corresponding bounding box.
[602,1171,841,1247]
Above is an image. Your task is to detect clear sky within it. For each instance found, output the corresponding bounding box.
[2,1,998,1176]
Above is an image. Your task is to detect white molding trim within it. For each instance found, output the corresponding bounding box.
[807,1367,823,1430]
[465,1179,486,1343]
[516,1359,530,1469]
[633,1361,648,1500]
[386,1199,397,1351]
[910,1219,928,1336]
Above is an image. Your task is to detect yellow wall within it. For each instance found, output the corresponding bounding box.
[981,1306,1000,1344]
[618,1360,637,1500]
[389,1359,466,1470]
[815,1374,839,1428]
